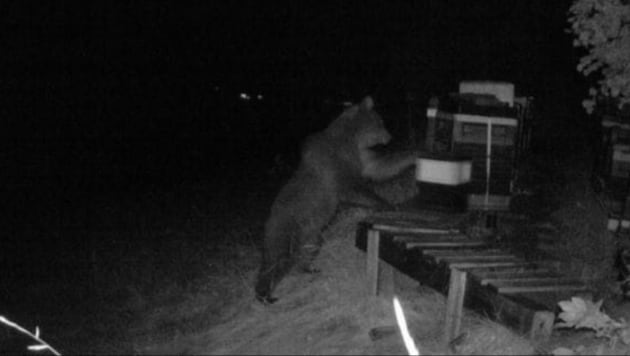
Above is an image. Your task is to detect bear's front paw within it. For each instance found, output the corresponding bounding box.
[255,294,278,305]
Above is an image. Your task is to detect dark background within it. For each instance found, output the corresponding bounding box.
[0,1,588,190]
[0,2,597,350]
[0,0,596,308]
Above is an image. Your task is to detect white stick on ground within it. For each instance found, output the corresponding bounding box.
[393,296,420,356]
[0,315,62,355]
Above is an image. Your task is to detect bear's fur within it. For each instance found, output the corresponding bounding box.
[255,96,418,304]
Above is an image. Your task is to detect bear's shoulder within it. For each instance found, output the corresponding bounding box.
[301,132,334,163]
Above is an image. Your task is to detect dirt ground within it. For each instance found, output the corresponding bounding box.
[6,131,630,355]
[118,148,630,355]
[128,207,536,355]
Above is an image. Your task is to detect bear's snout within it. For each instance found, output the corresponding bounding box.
[372,130,392,146]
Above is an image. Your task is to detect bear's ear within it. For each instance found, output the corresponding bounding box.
[360,96,374,111]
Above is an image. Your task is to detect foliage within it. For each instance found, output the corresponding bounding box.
[556,297,625,338]
[568,0,630,113]
[552,296,630,355]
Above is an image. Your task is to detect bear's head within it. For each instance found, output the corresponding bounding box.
[326,96,392,149]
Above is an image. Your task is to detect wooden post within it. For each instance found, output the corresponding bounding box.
[529,311,554,339]
[366,228,380,296]
[444,267,467,344]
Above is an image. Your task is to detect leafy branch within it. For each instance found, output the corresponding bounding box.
[568,0,630,113]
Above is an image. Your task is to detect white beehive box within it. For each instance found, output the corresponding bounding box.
[459,81,515,107]
[415,156,472,186]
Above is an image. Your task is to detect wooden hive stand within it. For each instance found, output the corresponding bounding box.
[359,212,589,343]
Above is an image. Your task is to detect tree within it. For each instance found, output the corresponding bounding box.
[568,0,630,113]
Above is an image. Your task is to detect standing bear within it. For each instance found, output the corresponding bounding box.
[255,96,418,304]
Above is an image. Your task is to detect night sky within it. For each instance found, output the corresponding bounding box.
[0,1,585,187]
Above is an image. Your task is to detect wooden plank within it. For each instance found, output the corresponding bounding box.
[422,249,506,257]
[530,311,554,340]
[470,267,553,279]
[481,276,566,287]
[434,254,517,263]
[439,255,520,264]
[489,278,585,287]
[365,218,440,228]
[422,249,514,259]
[393,233,470,243]
[406,241,490,249]
[470,269,557,285]
[458,260,558,270]
[448,260,532,269]
[365,210,445,223]
[498,284,588,294]
[372,224,458,235]
[369,208,467,224]
[490,279,588,294]
[366,229,380,296]
[444,268,467,344]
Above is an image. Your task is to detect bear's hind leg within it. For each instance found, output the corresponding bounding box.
[255,255,293,304]
[255,218,299,304]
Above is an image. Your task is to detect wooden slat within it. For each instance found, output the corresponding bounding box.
[365,218,439,228]
[393,233,470,243]
[372,224,459,235]
[366,210,445,222]
[368,209,466,224]
[498,284,588,294]
[489,278,586,288]
[530,311,555,340]
[489,279,588,294]
[433,254,516,263]
[437,255,519,264]
[422,249,505,257]
[405,240,490,249]
[448,259,532,269]
[470,269,555,282]
[369,220,436,229]
[481,276,566,287]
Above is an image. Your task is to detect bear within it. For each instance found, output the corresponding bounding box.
[255,96,419,304]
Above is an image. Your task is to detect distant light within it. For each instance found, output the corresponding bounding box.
[239,93,251,101]
[342,101,353,107]
[257,94,264,100]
